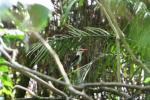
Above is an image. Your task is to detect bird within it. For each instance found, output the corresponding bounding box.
[69,48,87,84]
[70,48,87,68]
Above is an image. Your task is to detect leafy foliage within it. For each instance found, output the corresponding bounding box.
[0,57,13,96]
[0,0,150,99]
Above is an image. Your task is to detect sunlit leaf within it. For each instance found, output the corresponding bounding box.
[144,77,150,83]
[1,75,13,88]
[0,66,9,72]
[2,87,12,95]
[28,4,50,31]
[1,29,25,40]
[0,57,8,72]
[3,81,13,88]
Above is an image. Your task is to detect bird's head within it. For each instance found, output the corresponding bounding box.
[76,48,87,55]
[79,48,88,53]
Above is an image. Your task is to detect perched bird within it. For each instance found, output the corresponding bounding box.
[69,48,87,84]
[70,48,87,68]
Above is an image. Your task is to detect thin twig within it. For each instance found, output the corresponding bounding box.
[80,82,150,91]
[89,87,131,99]
[116,37,121,82]
[14,85,63,100]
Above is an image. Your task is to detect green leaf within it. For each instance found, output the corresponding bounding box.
[1,29,25,40]
[1,75,13,88]
[144,77,150,83]
[0,66,9,72]
[2,87,12,95]
[28,4,50,31]
[3,81,13,88]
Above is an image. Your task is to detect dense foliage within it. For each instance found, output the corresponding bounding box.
[0,0,150,99]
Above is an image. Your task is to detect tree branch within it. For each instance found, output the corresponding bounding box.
[14,85,63,100]
[79,82,150,91]
[116,37,121,82]
[0,37,68,98]
[31,32,92,100]
[89,87,131,99]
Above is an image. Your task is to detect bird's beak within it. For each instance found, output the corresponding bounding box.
[79,48,88,52]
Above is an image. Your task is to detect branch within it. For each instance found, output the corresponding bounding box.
[3,57,150,98]
[14,85,63,100]
[31,32,92,100]
[5,61,68,86]
[14,85,38,98]
[0,38,68,98]
[116,38,121,82]
[79,82,150,91]
[89,87,131,99]
[31,33,71,84]
[9,59,150,96]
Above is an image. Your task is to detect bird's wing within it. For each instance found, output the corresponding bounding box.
[70,54,80,66]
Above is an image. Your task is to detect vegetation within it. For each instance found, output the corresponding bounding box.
[0,0,150,99]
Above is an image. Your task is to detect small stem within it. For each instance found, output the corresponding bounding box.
[116,37,121,82]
